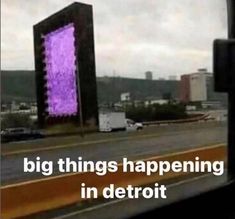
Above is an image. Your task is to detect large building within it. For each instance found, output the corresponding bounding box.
[169,75,177,80]
[180,69,227,106]
[180,75,191,103]
[180,70,212,102]
[189,72,209,101]
[145,71,153,80]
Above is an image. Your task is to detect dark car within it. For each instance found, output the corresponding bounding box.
[1,127,44,143]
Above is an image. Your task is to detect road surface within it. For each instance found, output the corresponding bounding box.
[1,122,227,185]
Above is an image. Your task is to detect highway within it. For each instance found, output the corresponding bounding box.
[1,122,227,185]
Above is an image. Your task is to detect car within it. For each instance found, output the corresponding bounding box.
[1,127,44,143]
[126,119,143,131]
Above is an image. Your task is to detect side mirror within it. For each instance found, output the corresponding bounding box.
[213,39,235,92]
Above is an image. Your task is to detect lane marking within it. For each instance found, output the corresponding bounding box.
[1,143,226,189]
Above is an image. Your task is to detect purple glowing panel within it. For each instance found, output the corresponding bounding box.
[44,23,78,116]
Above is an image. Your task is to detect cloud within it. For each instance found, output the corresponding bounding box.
[1,0,227,78]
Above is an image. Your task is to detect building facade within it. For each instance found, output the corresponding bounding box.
[145,71,153,80]
[180,75,191,103]
[180,69,217,103]
[189,73,209,102]
[169,75,177,80]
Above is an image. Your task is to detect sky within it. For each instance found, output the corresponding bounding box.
[1,0,228,79]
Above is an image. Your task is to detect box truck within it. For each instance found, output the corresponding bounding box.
[99,112,126,132]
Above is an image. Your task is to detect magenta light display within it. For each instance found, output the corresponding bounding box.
[44,23,78,116]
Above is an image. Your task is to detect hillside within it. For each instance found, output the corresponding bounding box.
[1,71,179,103]
[1,71,36,102]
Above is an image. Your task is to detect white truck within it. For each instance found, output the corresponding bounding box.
[99,112,126,132]
[99,112,143,132]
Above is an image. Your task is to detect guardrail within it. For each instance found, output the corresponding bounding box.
[143,114,210,126]
[1,144,226,219]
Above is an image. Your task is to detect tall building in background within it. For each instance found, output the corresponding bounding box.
[190,73,208,101]
[180,75,191,103]
[190,69,214,102]
[180,69,214,103]
[145,71,153,80]
[169,75,177,80]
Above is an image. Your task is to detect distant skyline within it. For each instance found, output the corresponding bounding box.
[1,0,227,79]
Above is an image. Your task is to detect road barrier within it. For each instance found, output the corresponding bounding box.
[1,144,226,219]
[143,114,210,126]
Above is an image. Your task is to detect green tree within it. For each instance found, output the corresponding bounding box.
[1,113,32,129]
[126,103,186,122]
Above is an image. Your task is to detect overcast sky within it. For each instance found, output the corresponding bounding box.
[1,0,227,79]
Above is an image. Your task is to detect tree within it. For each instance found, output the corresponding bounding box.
[126,103,186,122]
[1,113,32,129]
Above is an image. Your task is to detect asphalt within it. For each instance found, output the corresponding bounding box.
[1,121,226,155]
[1,122,227,185]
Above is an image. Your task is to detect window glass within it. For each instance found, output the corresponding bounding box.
[1,1,228,218]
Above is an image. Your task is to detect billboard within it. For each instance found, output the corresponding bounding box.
[33,2,98,128]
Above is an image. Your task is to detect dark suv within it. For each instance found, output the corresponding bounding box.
[1,127,44,143]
